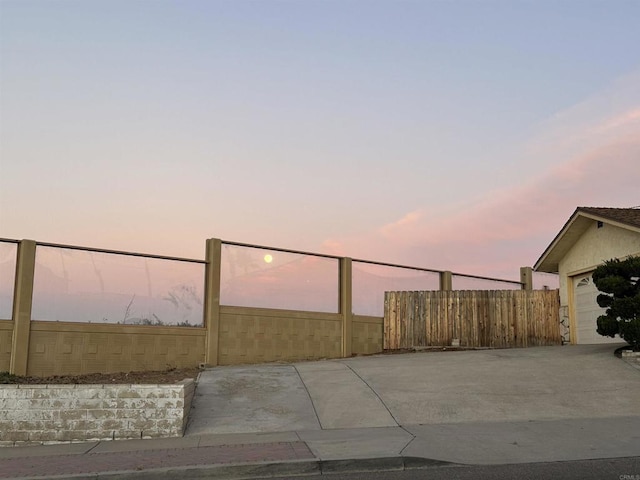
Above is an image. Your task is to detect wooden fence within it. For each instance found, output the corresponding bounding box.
[384,290,561,349]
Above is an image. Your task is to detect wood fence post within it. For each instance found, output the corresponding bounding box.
[204,238,222,367]
[10,239,36,376]
[340,257,353,358]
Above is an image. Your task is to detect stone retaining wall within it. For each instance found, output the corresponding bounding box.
[0,379,195,446]
[622,350,640,370]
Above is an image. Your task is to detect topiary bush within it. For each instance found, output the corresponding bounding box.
[592,256,640,351]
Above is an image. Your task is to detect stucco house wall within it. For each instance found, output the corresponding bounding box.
[558,221,640,307]
[535,207,640,345]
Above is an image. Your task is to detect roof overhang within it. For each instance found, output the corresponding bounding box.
[533,209,640,273]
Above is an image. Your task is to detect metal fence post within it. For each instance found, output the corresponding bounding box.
[10,239,36,375]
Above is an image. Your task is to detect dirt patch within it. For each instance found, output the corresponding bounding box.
[0,367,201,385]
[0,348,495,384]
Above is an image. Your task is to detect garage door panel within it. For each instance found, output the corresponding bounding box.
[574,273,621,344]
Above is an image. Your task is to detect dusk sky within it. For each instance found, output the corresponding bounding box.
[1,0,639,280]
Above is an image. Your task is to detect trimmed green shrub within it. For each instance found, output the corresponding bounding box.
[593,256,640,351]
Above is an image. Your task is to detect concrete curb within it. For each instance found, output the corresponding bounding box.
[12,456,455,480]
[320,456,452,473]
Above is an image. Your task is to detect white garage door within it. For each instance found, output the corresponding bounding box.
[574,273,620,344]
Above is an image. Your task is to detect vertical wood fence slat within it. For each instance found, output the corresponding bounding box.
[395,291,402,349]
[401,291,407,349]
[431,290,437,345]
[383,292,391,350]
[444,290,449,344]
[459,291,466,346]
[416,291,425,347]
[424,292,431,346]
[384,290,561,349]
[515,292,523,347]
[503,291,510,347]
[469,291,475,346]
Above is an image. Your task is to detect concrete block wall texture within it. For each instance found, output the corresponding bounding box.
[1,312,382,376]
[352,316,383,355]
[621,351,640,357]
[24,322,206,377]
[621,351,640,364]
[0,380,195,446]
[218,307,343,365]
[0,321,11,371]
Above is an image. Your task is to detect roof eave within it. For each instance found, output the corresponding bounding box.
[533,208,640,273]
[533,209,580,273]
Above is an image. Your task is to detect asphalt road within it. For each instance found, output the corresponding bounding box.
[268,456,640,480]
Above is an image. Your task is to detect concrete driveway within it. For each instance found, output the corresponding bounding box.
[186,344,639,436]
[4,344,638,477]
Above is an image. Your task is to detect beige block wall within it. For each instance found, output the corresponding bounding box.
[558,222,640,306]
[26,322,206,377]
[352,315,383,355]
[218,306,342,365]
[3,308,383,375]
[0,321,11,371]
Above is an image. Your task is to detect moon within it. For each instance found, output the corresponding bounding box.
[263,254,273,264]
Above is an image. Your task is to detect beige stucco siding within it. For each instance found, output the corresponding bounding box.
[556,221,640,344]
[558,221,640,307]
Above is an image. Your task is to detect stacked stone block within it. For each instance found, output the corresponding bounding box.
[0,380,195,446]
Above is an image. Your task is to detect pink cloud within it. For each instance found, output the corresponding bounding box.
[321,127,640,279]
[593,108,640,134]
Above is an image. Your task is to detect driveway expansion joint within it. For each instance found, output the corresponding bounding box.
[399,425,417,456]
[340,361,401,427]
[292,364,323,430]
